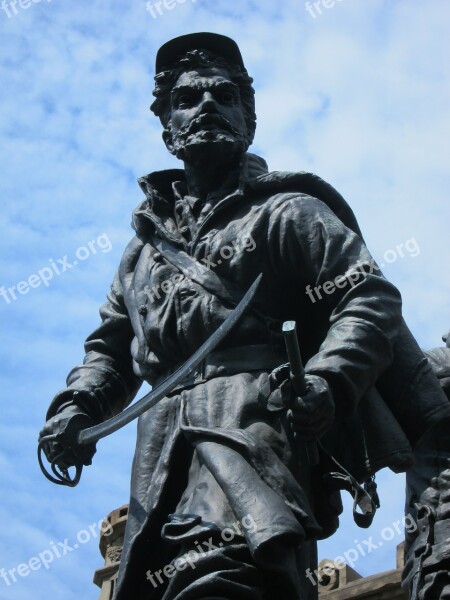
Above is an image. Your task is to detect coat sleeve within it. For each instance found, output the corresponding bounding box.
[46,271,142,424]
[269,193,403,416]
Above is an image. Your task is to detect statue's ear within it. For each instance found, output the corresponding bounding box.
[162,128,175,155]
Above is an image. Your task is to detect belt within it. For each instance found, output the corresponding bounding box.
[154,343,286,395]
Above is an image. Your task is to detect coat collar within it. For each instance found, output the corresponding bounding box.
[133,153,270,245]
[133,152,363,245]
[136,152,269,205]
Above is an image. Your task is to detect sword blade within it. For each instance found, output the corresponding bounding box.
[78,273,262,446]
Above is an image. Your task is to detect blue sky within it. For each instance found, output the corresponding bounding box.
[0,0,449,598]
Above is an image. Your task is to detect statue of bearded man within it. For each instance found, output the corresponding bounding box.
[39,33,450,600]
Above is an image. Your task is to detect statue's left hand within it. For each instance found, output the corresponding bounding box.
[287,374,335,440]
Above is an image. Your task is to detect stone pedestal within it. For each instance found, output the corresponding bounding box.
[318,542,407,599]
[94,505,407,599]
[93,505,128,600]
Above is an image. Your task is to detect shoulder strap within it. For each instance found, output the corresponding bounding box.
[150,234,244,309]
[150,234,283,344]
[150,236,379,527]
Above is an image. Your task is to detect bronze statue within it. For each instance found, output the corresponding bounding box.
[402,332,450,599]
[39,33,450,599]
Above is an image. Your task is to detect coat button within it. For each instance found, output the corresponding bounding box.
[138,305,148,317]
[153,251,162,262]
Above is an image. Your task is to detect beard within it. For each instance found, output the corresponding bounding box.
[168,114,250,163]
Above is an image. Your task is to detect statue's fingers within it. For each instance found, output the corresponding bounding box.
[38,423,53,440]
[294,396,318,414]
[292,399,329,422]
[43,441,64,462]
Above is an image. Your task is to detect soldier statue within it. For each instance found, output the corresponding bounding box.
[39,33,450,599]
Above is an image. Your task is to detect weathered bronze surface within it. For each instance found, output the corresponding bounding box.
[39,33,450,599]
[402,333,450,599]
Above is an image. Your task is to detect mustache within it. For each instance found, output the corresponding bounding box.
[175,113,242,138]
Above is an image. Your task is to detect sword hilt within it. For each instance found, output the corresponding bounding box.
[37,411,95,487]
[282,321,319,466]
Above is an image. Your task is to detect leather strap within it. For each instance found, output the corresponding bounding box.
[151,234,245,308]
[149,233,380,528]
[154,343,287,394]
[321,448,379,528]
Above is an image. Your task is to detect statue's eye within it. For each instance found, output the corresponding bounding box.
[176,94,195,108]
[221,91,236,104]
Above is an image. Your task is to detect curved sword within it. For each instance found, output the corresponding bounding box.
[38,273,262,485]
[80,272,262,445]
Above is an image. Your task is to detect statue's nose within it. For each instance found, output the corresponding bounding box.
[199,91,219,112]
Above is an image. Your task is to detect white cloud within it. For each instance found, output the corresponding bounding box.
[1,1,449,597]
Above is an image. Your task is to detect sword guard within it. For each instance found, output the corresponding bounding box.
[38,436,83,487]
[37,412,95,487]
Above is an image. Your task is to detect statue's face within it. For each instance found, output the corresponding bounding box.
[163,66,250,164]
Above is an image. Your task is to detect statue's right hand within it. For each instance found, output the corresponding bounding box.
[39,408,97,468]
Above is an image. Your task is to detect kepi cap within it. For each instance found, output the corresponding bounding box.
[155,32,246,74]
